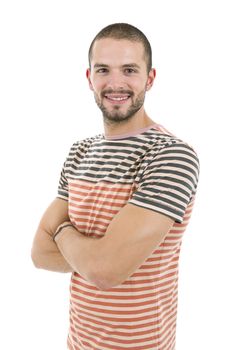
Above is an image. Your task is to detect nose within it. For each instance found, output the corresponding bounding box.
[106,71,125,91]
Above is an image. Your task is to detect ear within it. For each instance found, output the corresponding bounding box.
[86,68,94,91]
[146,68,156,91]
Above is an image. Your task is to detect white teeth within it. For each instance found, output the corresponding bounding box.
[106,96,129,101]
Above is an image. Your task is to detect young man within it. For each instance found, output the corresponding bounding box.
[31,23,199,350]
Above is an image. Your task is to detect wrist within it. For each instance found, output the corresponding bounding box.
[53,223,74,242]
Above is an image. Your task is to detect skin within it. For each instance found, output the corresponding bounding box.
[31,198,73,273]
[31,38,174,290]
[86,38,156,136]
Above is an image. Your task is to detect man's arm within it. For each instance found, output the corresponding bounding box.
[31,198,73,273]
[55,203,174,289]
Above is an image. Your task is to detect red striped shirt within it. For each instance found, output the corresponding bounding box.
[57,123,199,349]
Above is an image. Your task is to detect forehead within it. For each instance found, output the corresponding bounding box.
[91,38,146,67]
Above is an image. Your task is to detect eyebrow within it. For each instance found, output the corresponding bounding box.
[94,64,109,68]
[94,63,141,69]
[122,63,140,69]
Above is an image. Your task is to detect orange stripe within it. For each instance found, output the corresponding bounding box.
[69,202,119,215]
[70,307,171,331]
[69,180,134,192]
[69,188,132,200]
[69,195,125,208]
[69,210,116,223]
[70,290,176,309]
[71,273,177,293]
[71,285,175,301]
[69,313,176,349]
[70,310,176,339]
[71,301,176,325]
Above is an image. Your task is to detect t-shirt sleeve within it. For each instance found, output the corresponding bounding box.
[57,159,69,201]
[128,142,200,223]
[57,141,79,201]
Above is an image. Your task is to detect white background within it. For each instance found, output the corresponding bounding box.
[0,0,232,349]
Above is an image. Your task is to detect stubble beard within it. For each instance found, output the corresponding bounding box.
[94,89,146,126]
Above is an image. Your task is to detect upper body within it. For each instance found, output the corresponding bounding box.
[31,23,199,350]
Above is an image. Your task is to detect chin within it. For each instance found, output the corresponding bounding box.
[103,111,136,124]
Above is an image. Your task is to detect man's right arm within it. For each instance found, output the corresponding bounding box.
[31,198,73,273]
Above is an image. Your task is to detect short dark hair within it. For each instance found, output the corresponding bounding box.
[88,23,152,74]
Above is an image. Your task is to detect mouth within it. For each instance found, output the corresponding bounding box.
[104,93,131,104]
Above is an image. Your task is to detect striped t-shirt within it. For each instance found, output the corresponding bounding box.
[57,123,199,350]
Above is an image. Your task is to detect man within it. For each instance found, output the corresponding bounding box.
[31,23,199,350]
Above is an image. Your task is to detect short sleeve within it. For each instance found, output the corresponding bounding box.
[57,160,69,201]
[128,142,199,223]
[57,141,79,201]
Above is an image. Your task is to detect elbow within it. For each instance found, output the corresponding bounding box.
[92,278,113,291]
[88,265,123,291]
[31,248,42,269]
[31,252,39,269]
[91,277,115,291]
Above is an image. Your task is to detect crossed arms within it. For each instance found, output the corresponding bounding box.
[31,198,174,290]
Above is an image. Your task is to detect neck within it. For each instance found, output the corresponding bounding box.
[103,108,155,139]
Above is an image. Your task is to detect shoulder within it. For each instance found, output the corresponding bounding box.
[68,134,103,156]
[71,133,103,149]
[142,126,199,163]
[141,127,200,188]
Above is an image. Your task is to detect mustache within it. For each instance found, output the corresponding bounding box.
[101,89,134,97]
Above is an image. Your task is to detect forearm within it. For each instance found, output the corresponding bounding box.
[54,204,174,290]
[55,226,142,289]
[31,229,73,273]
[34,249,73,273]
[55,226,103,286]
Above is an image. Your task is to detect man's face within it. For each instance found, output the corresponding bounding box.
[87,38,155,125]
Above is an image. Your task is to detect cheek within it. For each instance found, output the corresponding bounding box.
[90,79,104,94]
[128,76,147,89]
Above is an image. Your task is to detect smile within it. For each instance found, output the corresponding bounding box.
[104,94,131,104]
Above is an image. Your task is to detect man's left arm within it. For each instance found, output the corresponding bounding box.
[55,203,174,290]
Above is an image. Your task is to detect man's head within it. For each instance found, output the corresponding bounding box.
[88,23,152,74]
[86,23,156,125]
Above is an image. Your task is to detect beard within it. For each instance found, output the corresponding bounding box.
[94,88,146,125]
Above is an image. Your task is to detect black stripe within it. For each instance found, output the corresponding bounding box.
[134,191,186,211]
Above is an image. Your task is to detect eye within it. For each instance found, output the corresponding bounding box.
[96,68,108,74]
[124,68,137,74]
